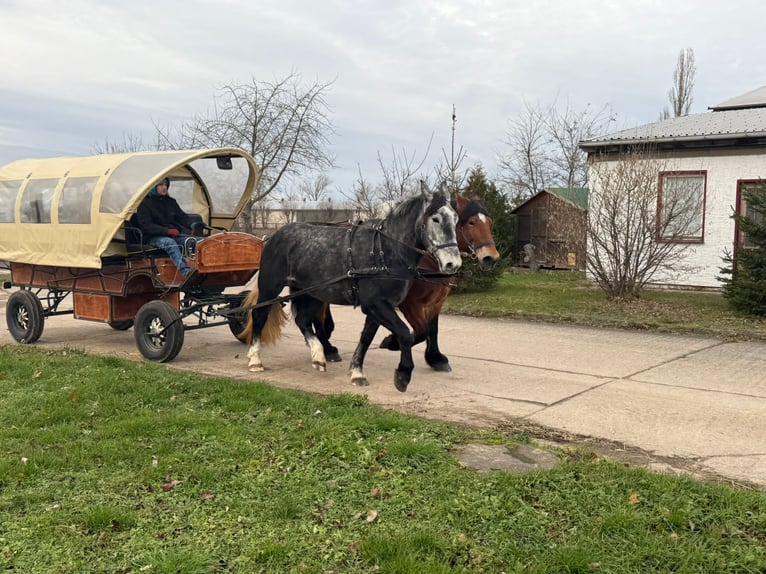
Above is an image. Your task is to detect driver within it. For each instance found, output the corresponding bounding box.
[135,177,198,278]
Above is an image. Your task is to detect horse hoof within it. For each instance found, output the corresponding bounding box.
[248,364,264,372]
[379,335,399,351]
[351,377,369,387]
[394,371,410,393]
[312,361,326,372]
[326,350,342,363]
[430,361,452,373]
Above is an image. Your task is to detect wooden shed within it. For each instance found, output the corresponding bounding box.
[511,188,588,270]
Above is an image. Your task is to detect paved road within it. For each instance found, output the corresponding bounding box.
[2,288,765,488]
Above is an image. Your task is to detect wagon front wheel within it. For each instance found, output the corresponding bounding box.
[6,290,45,344]
[134,301,184,362]
[108,320,134,331]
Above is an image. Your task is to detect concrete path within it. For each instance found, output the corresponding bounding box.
[2,287,765,488]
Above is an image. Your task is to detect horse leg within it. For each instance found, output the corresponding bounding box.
[366,303,415,392]
[292,296,329,372]
[423,314,451,372]
[316,304,341,362]
[247,304,277,372]
[348,315,380,387]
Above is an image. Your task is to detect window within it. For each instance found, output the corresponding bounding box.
[59,176,98,224]
[738,180,766,249]
[657,171,705,242]
[20,179,58,223]
[0,180,21,222]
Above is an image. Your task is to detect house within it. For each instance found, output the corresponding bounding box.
[579,86,766,289]
[511,188,588,270]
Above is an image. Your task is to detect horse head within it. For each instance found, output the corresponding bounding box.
[418,186,462,275]
[454,195,501,270]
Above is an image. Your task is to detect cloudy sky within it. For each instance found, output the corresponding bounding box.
[2,0,765,192]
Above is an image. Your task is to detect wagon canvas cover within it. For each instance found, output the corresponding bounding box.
[0,148,258,268]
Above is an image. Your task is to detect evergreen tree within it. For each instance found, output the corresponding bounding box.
[453,165,515,292]
[720,184,766,314]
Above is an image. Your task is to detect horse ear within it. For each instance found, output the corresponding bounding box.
[456,194,467,208]
[419,180,431,198]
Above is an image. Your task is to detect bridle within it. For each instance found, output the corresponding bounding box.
[456,200,496,259]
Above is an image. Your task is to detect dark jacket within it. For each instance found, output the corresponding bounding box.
[135,194,193,238]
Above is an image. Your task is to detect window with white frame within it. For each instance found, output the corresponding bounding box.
[657,171,705,242]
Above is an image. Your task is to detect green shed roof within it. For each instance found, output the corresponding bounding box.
[546,187,588,210]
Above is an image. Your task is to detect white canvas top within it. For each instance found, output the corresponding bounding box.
[0,148,259,268]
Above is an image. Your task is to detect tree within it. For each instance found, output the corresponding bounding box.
[498,100,550,206]
[720,182,766,314]
[297,173,332,202]
[660,48,696,120]
[154,72,336,233]
[499,99,613,207]
[586,146,701,299]
[91,132,147,154]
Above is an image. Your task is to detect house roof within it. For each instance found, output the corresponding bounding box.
[511,188,588,213]
[580,86,766,150]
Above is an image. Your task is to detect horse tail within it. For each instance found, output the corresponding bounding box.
[235,288,288,345]
[261,303,288,345]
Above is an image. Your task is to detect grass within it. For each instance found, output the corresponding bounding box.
[445,270,766,341]
[1,346,765,573]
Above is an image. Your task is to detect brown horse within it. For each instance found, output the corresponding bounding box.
[322,194,500,372]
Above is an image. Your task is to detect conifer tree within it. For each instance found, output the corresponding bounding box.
[720,184,766,314]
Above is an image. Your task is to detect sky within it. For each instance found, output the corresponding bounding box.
[2,0,766,194]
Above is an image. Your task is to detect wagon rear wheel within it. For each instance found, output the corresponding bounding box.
[227,290,250,342]
[134,301,184,362]
[109,320,134,331]
[6,290,45,344]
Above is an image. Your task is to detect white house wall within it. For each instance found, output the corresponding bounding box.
[588,147,766,289]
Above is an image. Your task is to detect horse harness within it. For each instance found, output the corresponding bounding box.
[455,199,496,259]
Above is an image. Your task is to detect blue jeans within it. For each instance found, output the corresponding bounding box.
[147,235,197,277]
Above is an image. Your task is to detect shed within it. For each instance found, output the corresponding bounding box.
[511,188,588,269]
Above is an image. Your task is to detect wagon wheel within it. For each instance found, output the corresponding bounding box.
[108,320,134,331]
[227,290,250,342]
[134,301,185,362]
[6,290,45,344]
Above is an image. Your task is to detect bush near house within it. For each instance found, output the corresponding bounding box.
[720,184,766,315]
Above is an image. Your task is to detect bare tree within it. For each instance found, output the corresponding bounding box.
[338,164,379,218]
[498,100,550,206]
[91,132,147,154]
[660,48,696,120]
[154,72,336,233]
[500,99,613,207]
[586,146,700,298]
[297,173,332,202]
[375,136,433,205]
[547,101,614,189]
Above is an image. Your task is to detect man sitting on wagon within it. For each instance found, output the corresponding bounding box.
[135,177,198,278]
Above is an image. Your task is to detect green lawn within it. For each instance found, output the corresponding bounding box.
[1,346,765,573]
[445,270,766,341]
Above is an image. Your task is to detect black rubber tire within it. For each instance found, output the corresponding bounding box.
[228,290,249,343]
[134,301,184,362]
[108,320,134,331]
[6,290,45,344]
